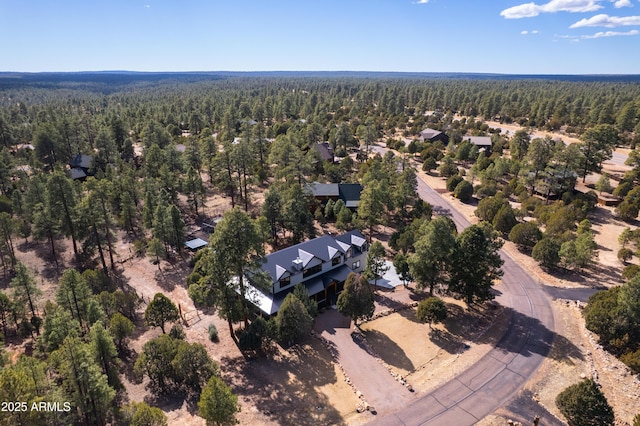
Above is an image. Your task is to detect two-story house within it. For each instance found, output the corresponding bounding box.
[245,230,369,317]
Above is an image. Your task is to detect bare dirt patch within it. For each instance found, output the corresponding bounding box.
[119,248,360,425]
[361,297,509,394]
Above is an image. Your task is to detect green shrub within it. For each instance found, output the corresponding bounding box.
[446,175,464,192]
[620,349,640,374]
[454,180,473,202]
[509,221,542,250]
[618,248,634,264]
[556,379,614,426]
[532,238,561,268]
[622,264,640,280]
[208,323,219,342]
[169,324,186,340]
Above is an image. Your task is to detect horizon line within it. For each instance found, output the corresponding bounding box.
[2,70,640,77]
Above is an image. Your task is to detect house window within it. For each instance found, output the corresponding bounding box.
[279,276,290,287]
[345,249,352,258]
[303,264,322,278]
[352,260,360,269]
[332,256,341,266]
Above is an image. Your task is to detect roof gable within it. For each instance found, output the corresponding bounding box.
[260,232,368,282]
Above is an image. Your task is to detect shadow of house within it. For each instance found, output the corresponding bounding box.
[69,154,94,181]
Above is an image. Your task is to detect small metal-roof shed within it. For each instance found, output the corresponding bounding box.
[184,238,208,251]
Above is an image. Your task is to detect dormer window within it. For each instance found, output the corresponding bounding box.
[303,264,322,278]
[279,276,291,287]
[346,249,352,258]
[332,256,341,266]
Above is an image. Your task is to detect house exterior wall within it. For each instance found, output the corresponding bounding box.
[275,255,342,293]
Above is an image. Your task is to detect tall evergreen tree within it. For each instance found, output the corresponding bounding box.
[337,273,375,327]
[408,216,457,296]
[449,223,504,307]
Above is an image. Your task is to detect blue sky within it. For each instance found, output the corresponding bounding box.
[0,0,638,74]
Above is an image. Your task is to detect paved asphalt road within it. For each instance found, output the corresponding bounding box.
[609,151,629,167]
[369,146,556,425]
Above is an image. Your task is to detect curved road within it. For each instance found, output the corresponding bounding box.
[370,148,556,425]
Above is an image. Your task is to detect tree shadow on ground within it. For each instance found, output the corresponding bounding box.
[374,292,408,311]
[427,328,467,354]
[121,350,142,385]
[489,306,583,364]
[153,259,191,292]
[26,239,64,279]
[543,285,601,303]
[442,302,498,342]
[495,389,565,426]
[361,329,415,372]
[221,338,349,426]
[432,205,453,218]
[549,263,622,287]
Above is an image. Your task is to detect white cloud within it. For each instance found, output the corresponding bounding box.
[501,0,604,19]
[414,0,429,3]
[532,29,540,33]
[521,29,540,34]
[570,13,640,27]
[521,30,529,34]
[501,2,542,18]
[613,0,633,8]
[582,28,640,36]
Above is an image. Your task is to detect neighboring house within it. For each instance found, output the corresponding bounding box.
[463,136,492,153]
[315,142,334,162]
[69,154,94,180]
[306,182,363,210]
[418,128,449,144]
[245,230,369,316]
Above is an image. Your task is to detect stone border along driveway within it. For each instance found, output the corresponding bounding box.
[313,308,416,417]
[312,302,418,416]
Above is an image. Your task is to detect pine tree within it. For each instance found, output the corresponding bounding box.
[198,376,240,426]
[145,293,179,334]
[337,273,375,327]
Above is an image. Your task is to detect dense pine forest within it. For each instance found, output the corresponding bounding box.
[1,72,640,425]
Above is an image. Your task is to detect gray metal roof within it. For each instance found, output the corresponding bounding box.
[184,238,209,250]
[420,128,442,139]
[308,183,340,197]
[465,136,492,146]
[315,142,334,161]
[260,230,366,284]
[70,154,93,169]
[69,168,87,180]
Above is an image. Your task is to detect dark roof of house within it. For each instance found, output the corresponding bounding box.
[307,183,363,205]
[259,230,367,283]
[315,142,334,161]
[334,230,367,251]
[308,183,340,197]
[464,136,492,146]
[70,154,93,169]
[338,184,363,204]
[69,168,87,180]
